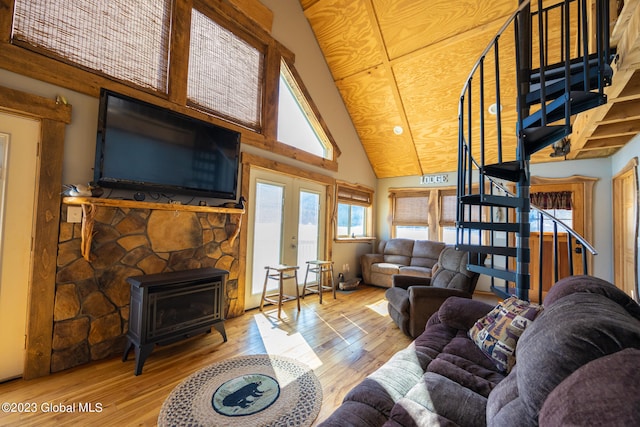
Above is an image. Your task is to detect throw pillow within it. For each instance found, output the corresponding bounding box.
[468,297,543,373]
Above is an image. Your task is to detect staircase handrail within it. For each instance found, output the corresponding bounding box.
[458,0,531,106]
[462,149,597,256]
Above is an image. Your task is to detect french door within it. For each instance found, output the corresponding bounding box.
[245,168,326,310]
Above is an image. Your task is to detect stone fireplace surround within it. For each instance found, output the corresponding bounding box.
[53,202,241,373]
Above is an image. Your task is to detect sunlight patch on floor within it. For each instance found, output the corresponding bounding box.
[366,299,389,316]
[253,313,323,370]
[340,313,367,334]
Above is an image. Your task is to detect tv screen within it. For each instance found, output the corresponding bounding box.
[94,90,241,200]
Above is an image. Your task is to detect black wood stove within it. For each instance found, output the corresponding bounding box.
[122,267,228,375]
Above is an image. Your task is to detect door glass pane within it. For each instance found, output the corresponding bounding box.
[251,182,284,294]
[297,190,320,267]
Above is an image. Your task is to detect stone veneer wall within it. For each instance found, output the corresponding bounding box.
[52,205,240,373]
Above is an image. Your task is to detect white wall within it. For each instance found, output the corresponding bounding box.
[0,68,97,186]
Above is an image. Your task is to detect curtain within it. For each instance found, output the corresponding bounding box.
[530,191,572,210]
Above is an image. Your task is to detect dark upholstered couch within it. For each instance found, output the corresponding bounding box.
[361,239,446,288]
[320,275,640,426]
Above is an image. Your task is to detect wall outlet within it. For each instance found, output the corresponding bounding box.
[67,206,83,223]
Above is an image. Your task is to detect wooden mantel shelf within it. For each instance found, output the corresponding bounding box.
[62,197,245,261]
[62,196,245,214]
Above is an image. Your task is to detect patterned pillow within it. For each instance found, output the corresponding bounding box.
[468,297,543,373]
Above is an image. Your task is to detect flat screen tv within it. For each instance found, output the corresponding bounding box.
[94,90,241,201]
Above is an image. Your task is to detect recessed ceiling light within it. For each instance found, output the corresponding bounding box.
[488,103,502,115]
[393,126,404,135]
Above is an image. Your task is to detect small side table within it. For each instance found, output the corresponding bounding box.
[302,260,336,304]
[260,265,300,317]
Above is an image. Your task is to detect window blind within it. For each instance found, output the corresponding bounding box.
[392,193,429,225]
[188,9,264,130]
[337,184,372,207]
[439,190,457,226]
[12,0,171,92]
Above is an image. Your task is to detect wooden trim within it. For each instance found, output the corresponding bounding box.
[0,85,72,124]
[0,0,14,43]
[168,0,193,106]
[262,40,281,147]
[612,157,638,299]
[241,151,335,185]
[229,0,274,33]
[613,157,639,179]
[0,85,71,379]
[25,119,66,379]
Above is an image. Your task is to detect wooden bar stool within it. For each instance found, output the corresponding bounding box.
[260,265,300,317]
[302,260,336,304]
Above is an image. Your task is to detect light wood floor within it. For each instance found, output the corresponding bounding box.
[0,285,414,426]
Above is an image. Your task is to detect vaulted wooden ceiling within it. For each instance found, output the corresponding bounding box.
[299,0,640,178]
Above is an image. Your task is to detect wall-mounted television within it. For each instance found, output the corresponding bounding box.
[94,89,241,201]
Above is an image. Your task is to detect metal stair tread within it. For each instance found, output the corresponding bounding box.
[529,53,611,83]
[526,63,612,105]
[481,160,523,182]
[521,125,570,157]
[457,221,520,232]
[467,264,517,283]
[460,194,526,208]
[521,91,606,130]
[456,243,518,258]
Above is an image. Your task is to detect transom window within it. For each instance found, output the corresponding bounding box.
[278,61,333,159]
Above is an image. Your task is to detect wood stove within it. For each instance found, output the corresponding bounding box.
[122,267,228,375]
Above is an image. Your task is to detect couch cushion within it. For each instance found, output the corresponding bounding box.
[427,353,504,397]
[371,263,403,275]
[468,297,542,373]
[544,274,640,320]
[385,398,458,427]
[382,239,414,265]
[539,348,640,426]
[409,240,445,268]
[341,345,433,419]
[400,372,488,427]
[397,265,432,277]
[514,292,640,425]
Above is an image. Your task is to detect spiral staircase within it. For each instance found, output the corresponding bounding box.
[456,0,613,300]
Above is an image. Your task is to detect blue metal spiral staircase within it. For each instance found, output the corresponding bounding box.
[456,0,612,300]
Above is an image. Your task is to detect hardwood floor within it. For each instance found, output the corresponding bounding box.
[0,285,413,426]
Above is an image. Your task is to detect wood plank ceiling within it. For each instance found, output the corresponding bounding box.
[298,0,640,178]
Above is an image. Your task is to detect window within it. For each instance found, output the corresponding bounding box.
[439,189,457,244]
[188,8,264,130]
[12,0,172,92]
[390,187,487,244]
[390,190,430,239]
[336,182,373,239]
[277,60,336,160]
[530,191,573,232]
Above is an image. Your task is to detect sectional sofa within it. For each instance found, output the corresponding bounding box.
[320,275,640,426]
[360,239,446,288]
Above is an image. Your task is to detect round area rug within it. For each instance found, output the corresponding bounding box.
[158,354,322,427]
